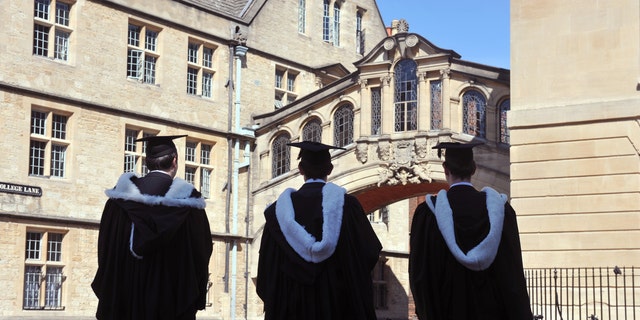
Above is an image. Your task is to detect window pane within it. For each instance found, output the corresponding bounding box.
[275,70,284,88]
[371,88,381,135]
[430,80,442,130]
[145,29,158,51]
[125,129,138,152]
[272,134,290,178]
[322,0,330,41]
[302,119,322,142]
[45,266,63,308]
[127,24,141,47]
[31,111,47,135]
[333,105,353,147]
[124,154,137,173]
[52,114,67,139]
[202,72,213,98]
[47,233,63,261]
[187,68,198,95]
[201,168,211,199]
[23,266,42,309]
[333,3,340,46]
[54,30,70,61]
[50,145,66,177]
[202,47,213,68]
[462,90,487,138]
[30,141,46,176]
[298,0,306,33]
[394,59,418,132]
[185,142,196,162]
[144,55,157,84]
[500,99,510,144]
[188,42,199,64]
[185,166,196,185]
[201,144,211,165]
[127,49,142,78]
[287,74,296,91]
[33,24,50,56]
[34,0,50,20]
[26,232,42,260]
[55,2,70,26]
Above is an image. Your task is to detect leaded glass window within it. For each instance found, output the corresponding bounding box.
[430,80,442,130]
[371,87,381,135]
[499,99,510,145]
[302,118,322,142]
[272,134,290,178]
[462,90,487,138]
[334,104,353,147]
[394,59,418,132]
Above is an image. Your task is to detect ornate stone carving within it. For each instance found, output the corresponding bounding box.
[383,38,395,50]
[406,34,419,47]
[380,75,392,87]
[376,140,433,186]
[440,67,451,79]
[355,143,368,164]
[397,19,409,33]
[357,77,368,89]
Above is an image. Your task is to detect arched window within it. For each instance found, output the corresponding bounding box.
[333,104,353,147]
[271,133,290,178]
[499,99,510,145]
[394,59,418,131]
[322,0,330,42]
[333,2,341,46]
[462,90,487,138]
[302,118,322,142]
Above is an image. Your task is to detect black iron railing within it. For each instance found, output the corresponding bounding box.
[525,267,638,320]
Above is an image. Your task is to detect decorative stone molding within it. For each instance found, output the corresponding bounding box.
[397,19,410,33]
[381,75,392,87]
[358,77,368,89]
[383,38,396,51]
[376,139,433,186]
[440,67,451,80]
[355,142,368,163]
[406,34,419,48]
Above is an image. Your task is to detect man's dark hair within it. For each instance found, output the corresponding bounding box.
[299,160,333,179]
[443,158,476,180]
[146,152,177,171]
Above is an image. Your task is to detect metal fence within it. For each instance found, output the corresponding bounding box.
[525,267,639,320]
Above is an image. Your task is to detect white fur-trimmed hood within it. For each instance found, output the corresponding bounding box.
[275,182,345,263]
[105,172,206,209]
[426,187,507,271]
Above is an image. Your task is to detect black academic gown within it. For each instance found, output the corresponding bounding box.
[409,185,532,320]
[91,172,213,320]
[256,182,382,320]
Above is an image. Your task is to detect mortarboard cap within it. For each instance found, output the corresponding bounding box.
[432,141,484,162]
[136,135,187,158]
[288,141,345,166]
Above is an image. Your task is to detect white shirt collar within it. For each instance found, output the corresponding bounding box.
[450,181,473,188]
[305,178,326,184]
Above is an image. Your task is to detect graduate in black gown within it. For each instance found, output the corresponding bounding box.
[256,141,382,320]
[91,135,213,320]
[409,141,532,320]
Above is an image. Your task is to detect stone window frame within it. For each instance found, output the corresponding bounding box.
[185,140,214,198]
[394,59,418,132]
[271,133,291,178]
[29,107,71,178]
[123,127,157,175]
[23,229,67,310]
[462,89,487,138]
[186,39,217,98]
[333,103,354,148]
[33,0,74,62]
[127,20,161,84]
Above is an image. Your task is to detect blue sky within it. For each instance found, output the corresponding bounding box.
[376,0,510,69]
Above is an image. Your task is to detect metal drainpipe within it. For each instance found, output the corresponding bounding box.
[224,44,235,293]
[231,45,248,320]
